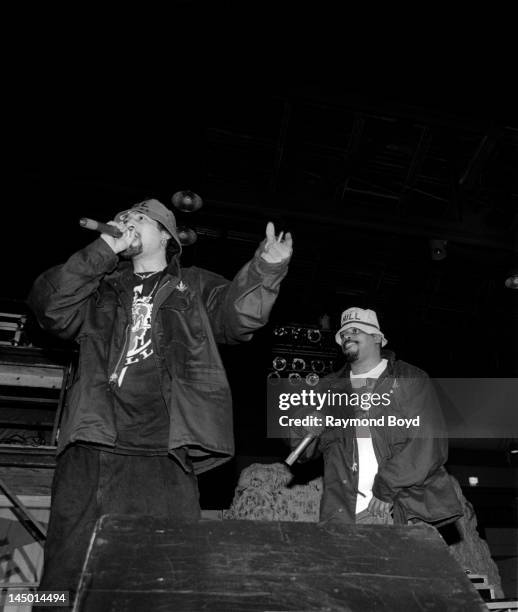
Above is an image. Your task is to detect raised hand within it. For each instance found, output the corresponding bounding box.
[261,222,293,263]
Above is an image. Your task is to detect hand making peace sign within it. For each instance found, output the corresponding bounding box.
[260,222,293,264]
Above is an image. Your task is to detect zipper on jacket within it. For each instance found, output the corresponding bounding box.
[109,323,130,387]
[109,276,173,387]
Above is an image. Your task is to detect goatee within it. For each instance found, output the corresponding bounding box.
[344,351,359,363]
[120,243,143,259]
[342,344,359,363]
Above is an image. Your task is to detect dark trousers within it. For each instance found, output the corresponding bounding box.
[38,445,200,603]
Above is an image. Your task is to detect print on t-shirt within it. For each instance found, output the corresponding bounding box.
[118,280,157,386]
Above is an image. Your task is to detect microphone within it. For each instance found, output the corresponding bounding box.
[285,434,315,466]
[79,218,123,239]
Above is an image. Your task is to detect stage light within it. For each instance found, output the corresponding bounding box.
[177,226,198,246]
[311,359,325,373]
[307,329,322,343]
[504,270,518,289]
[272,357,287,371]
[429,239,447,261]
[291,327,304,342]
[288,373,302,385]
[267,372,281,384]
[273,327,290,338]
[306,373,319,386]
[171,190,203,212]
[292,358,306,371]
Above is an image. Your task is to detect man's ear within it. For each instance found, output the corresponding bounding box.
[372,334,382,346]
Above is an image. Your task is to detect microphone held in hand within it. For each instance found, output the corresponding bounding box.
[79,218,123,239]
[285,434,315,466]
[284,407,326,466]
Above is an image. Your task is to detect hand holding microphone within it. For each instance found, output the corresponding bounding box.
[285,408,327,466]
[79,218,135,254]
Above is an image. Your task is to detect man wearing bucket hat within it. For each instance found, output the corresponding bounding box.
[290,306,461,528]
[28,198,292,599]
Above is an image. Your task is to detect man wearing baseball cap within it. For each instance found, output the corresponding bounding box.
[28,198,293,601]
[292,306,461,528]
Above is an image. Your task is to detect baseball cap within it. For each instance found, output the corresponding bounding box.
[115,199,182,255]
[335,307,387,347]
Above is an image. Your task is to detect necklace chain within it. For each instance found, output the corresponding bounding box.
[134,271,161,280]
[134,271,162,299]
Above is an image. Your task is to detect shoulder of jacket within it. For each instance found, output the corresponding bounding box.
[322,367,348,388]
[394,359,429,379]
[390,361,432,401]
[181,265,221,280]
[184,266,231,291]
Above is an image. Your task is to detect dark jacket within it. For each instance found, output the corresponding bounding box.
[293,351,462,525]
[28,238,289,474]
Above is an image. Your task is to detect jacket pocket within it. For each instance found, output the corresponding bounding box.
[85,294,124,342]
[161,292,191,311]
[160,294,205,346]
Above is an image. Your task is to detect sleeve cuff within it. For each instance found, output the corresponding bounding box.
[372,475,396,502]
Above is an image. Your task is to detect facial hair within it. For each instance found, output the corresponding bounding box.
[342,343,359,363]
[120,236,143,259]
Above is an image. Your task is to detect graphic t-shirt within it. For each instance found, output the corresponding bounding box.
[350,358,388,513]
[111,271,170,455]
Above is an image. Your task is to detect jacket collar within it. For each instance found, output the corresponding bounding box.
[338,349,396,376]
[328,349,397,390]
[105,255,182,290]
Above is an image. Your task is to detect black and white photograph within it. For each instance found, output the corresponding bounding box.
[1,13,517,611]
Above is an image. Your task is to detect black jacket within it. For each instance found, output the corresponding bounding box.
[292,352,462,525]
[28,238,289,473]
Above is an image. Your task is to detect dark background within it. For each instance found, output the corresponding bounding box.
[2,8,517,596]
[4,20,517,518]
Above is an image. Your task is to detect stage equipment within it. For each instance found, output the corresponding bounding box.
[292,357,306,371]
[305,372,319,386]
[171,190,203,213]
[430,239,447,261]
[0,312,28,347]
[73,515,490,611]
[504,269,518,289]
[177,226,198,246]
[307,329,322,343]
[267,372,281,384]
[268,325,342,384]
[273,326,290,339]
[288,373,302,385]
[272,357,287,371]
[311,359,325,373]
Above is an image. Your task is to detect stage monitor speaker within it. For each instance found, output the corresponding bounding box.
[74,515,486,611]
